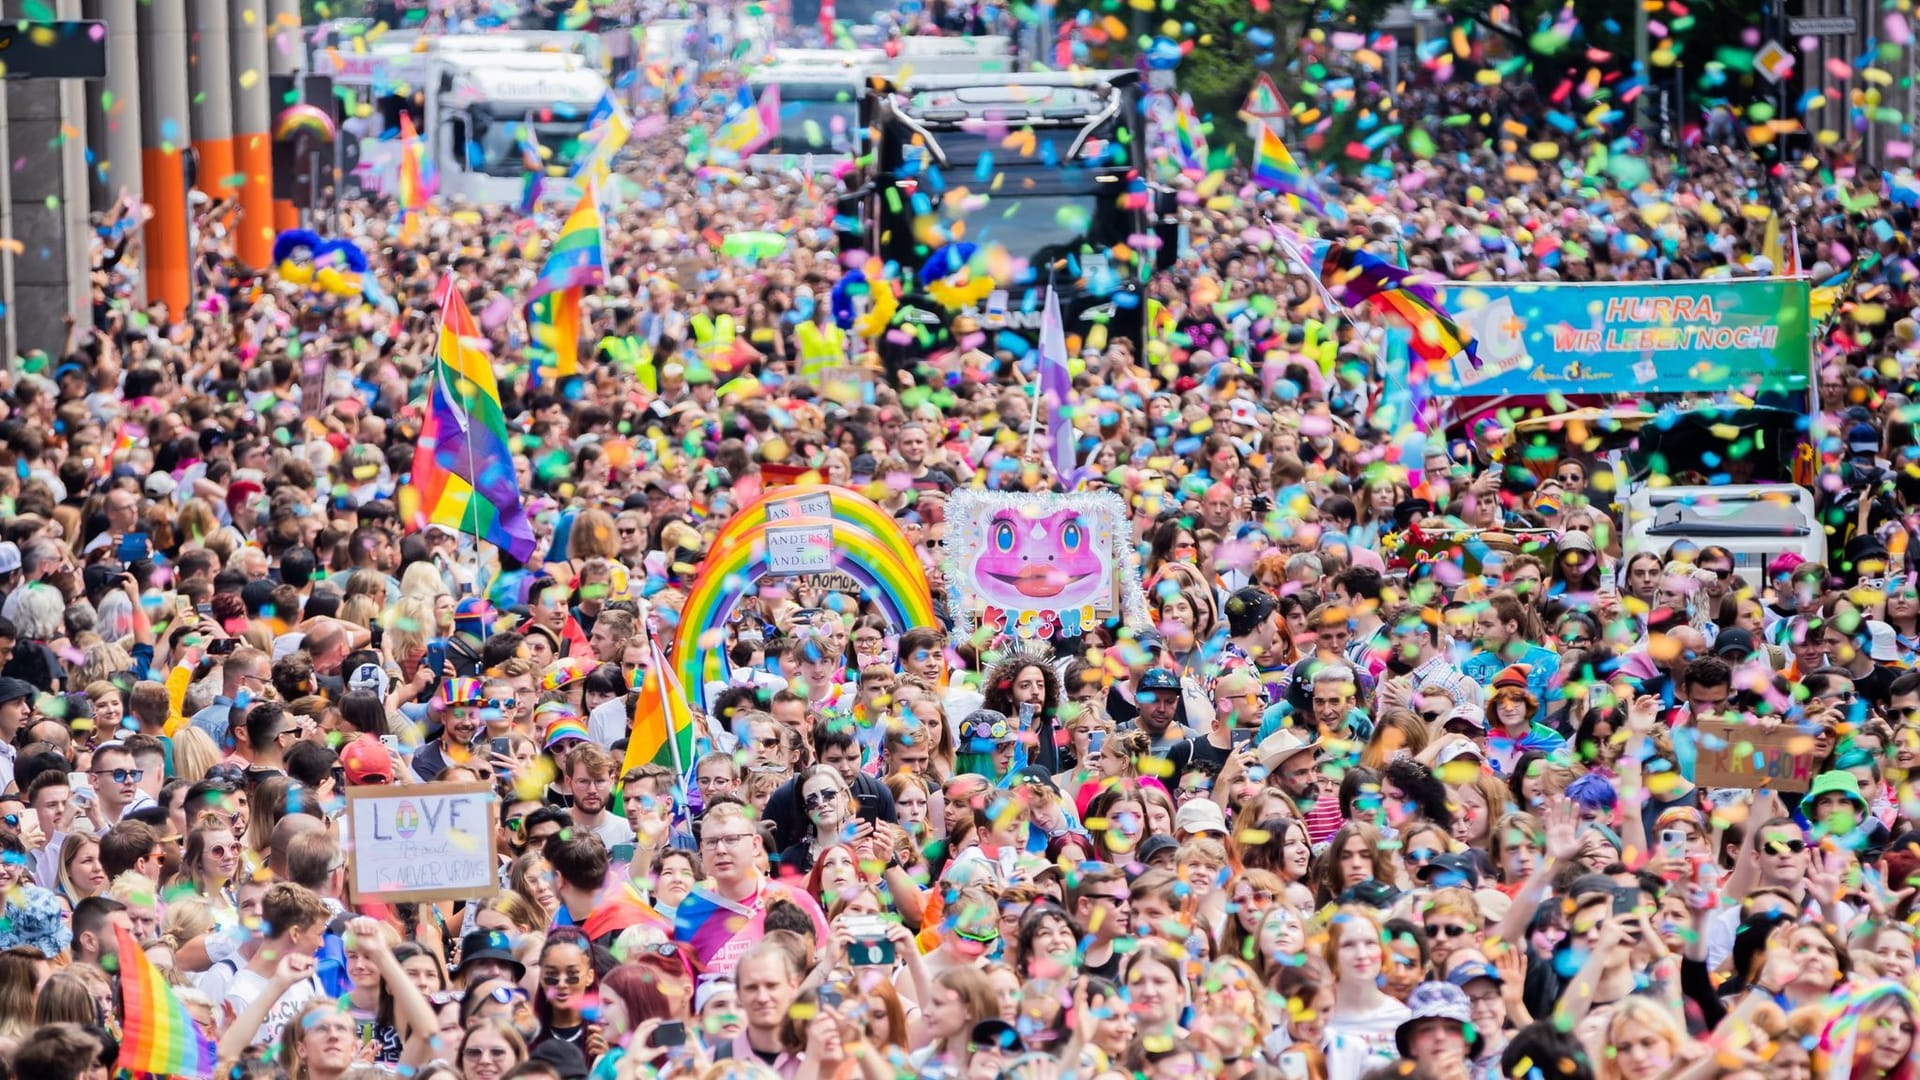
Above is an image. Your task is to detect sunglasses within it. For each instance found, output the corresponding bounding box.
[485,698,518,711]
[93,768,143,784]
[802,790,841,811]
[541,970,588,988]
[1429,923,1477,938]
[1761,837,1807,855]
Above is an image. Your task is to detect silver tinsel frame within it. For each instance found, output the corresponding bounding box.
[940,488,1150,642]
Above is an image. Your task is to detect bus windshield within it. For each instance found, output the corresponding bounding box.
[468,107,590,178]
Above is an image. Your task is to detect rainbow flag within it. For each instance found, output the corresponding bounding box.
[1171,94,1206,171]
[572,90,632,191]
[715,84,779,156]
[620,635,695,778]
[114,923,216,1076]
[396,110,435,214]
[1251,124,1323,213]
[528,288,582,387]
[411,275,537,560]
[1300,238,1480,370]
[517,122,546,214]
[528,189,605,301]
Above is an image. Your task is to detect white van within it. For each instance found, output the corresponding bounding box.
[1618,406,1825,587]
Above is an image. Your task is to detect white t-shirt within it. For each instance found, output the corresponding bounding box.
[223,966,322,1047]
[1322,998,1411,1080]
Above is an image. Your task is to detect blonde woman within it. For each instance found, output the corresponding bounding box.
[1590,996,1685,1080]
[171,726,221,784]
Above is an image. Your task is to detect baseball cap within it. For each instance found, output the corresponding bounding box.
[1138,668,1182,692]
[1869,620,1901,663]
[1417,852,1482,888]
[339,735,395,785]
[1174,798,1229,837]
[1224,586,1279,637]
[347,662,392,698]
[0,543,20,575]
[1848,423,1881,454]
[1447,960,1503,988]
[1712,627,1756,660]
[0,678,34,706]
[1011,764,1060,795]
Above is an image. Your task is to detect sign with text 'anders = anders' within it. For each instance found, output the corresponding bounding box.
[343,782,498,902]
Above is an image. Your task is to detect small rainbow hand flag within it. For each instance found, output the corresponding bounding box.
[113,922,216,1076]
[1251,123,1324,214]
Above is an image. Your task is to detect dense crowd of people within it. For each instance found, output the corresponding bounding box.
[4,5,1920,1080]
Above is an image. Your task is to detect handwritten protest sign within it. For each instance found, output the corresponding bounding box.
[765,492,833,522]
[765,523,835,575]
[1692,719,1817,792]
[343,782,498,902]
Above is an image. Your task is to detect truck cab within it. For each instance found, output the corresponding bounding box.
[317,30,612,206]
[844,69,1177,370]
[743,50,888,173]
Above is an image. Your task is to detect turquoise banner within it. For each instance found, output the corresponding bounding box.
[1426,278,1812,397]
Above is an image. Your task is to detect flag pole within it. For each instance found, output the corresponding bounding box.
[635,596,689,786]
[437,269,485,558]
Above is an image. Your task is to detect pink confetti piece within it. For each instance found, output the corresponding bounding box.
[1889,141,1915,160]
[1889,12,1914,45]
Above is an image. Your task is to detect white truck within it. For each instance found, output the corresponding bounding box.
[740,39,1018,174]
[316,30,613,206]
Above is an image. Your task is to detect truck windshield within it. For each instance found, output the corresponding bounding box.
[760,95,860,157]
[932,182,1131,273]
[469,107,590,178]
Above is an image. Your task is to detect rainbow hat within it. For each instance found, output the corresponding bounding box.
[439,677,485,708]
[541,707,591,751]
[541,656,597,693]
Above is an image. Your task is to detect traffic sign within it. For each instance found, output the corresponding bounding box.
[1754,40,1794,84]
[1788,16,1855,35]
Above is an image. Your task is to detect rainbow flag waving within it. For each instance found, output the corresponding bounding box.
[1251,123,1323,214]
[1293,238,1480,370]
[620,634,696,779]
[525,189,604,386]
[114,922,216,1076]
[396,110,436,213]
[517,122,547,213]
[528,189,606,301]
[411,275,537,560]
[1171,93,1207,171]
[571,89,632,192]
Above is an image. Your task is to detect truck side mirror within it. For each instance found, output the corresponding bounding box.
[1152,186,1180,272]
[835,187,872,253]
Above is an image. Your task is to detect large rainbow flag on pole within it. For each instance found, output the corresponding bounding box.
[526,188,605,385]
[620,633,695,779]
[114,922,217,1076]
[411,275,537,560]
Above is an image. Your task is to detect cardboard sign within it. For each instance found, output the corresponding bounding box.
[765,492,832,522]
[1692,719,1817,792]
[343,782,498,902]
[765,523,835,575]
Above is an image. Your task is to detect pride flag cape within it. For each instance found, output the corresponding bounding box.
[114,922,217,1076]
[411,275,537,559]
[620,634,695,778]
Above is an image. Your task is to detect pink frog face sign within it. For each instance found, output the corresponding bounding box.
[977,508,1105,611]
[944,491,1145,641]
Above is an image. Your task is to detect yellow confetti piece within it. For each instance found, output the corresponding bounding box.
[1474,68,1501,86]
[239,69,259,89]
[1529,141,1559,160]
[1865,67,1895,85]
